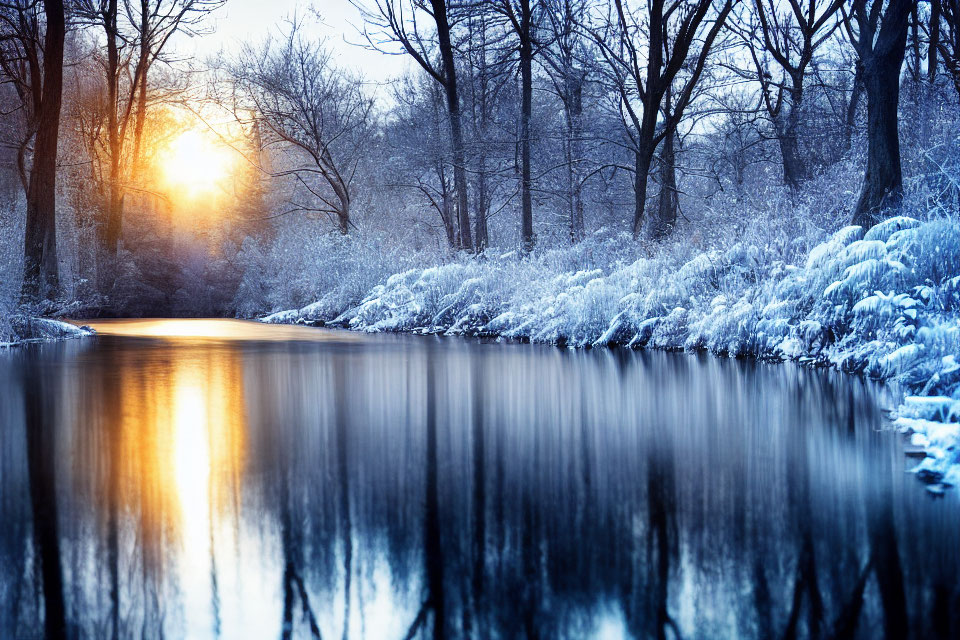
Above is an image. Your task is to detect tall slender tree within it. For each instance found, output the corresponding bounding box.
[589,0,734,238]
[358,0,474,251]
[729,0,845,192]
[542,0,591,242]
[492,0,539,251]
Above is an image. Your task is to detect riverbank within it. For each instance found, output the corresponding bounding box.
[263,215,960,493]
[0,315,92,347]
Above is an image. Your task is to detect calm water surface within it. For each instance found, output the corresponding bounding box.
[0,319,957,639]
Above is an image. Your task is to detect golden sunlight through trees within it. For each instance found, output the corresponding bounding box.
[159,129,236,202]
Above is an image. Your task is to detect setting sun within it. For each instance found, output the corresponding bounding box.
[160,129,234,199]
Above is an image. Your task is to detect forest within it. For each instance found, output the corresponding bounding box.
[0,0,952,315]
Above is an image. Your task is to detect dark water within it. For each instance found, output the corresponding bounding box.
[0,319,958,640]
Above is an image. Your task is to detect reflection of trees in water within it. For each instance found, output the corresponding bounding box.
[3,340,960,638]
[24,355,67,640]
[0,341,249,639]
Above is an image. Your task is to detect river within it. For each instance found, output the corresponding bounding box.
[0,319,957,639]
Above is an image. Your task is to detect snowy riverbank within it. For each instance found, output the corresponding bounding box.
[0,315,92,348]
[264,215,960,493]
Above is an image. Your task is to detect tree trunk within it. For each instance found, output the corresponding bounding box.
[565,73,585,243]
[519,0,534,252]
[843,64,864,154]
[776,88,806,191]
[653,131,678,239]
[853,55,907,227]
[474,159,489,251]
[930,0,941,83]
[433,0,473,252]
[130,16,150,185]
[442,189,457,249]
[102,0,123,256]
[21,0,66,303]
[632,148,653,238]
[851,0,910,228]
[337,201,350,235]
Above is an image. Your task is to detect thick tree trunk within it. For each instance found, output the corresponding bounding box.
[653,131,678,239]
[844,65,864,154]
[21,0,66,303]
[442,190,457,249]
[851,0,910,228]
[632,148,653,238]
[930,0,941,84]
[337,201,350,235]
[853,57,907,227]
[776,95,806,192]
[519,0,534,252]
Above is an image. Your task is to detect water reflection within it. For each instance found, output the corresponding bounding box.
[0,320,959,639]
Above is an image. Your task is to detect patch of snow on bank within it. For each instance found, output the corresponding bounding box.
[1,316,93,347]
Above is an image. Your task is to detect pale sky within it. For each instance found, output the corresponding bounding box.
[172,0,410,91]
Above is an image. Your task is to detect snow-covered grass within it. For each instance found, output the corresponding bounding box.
[236,224,442,320]
[267,214,960,493]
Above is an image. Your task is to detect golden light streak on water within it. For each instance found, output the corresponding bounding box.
[75,318,359,342]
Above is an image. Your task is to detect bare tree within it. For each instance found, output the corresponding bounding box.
[461,4,509,250]
[939,0,960,99]
[233,24,374,234]
[125,0,226,183]
[356,0,475,251]
[0,0,66,302]
[542,0,591,242]
[72,0,224,257]
[842,0,912,228]
[390,73,463,247]
[729,0,844,191]
[491,0,540,251]
[589,0,734,238]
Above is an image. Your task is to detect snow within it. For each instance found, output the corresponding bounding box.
[267,214,960,491]
[0,315,93,347]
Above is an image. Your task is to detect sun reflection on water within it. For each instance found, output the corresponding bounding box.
[74,343,251,635]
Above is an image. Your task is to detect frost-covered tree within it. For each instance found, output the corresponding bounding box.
[232,22,374,234]
[727,0,844,192]
[357,0,476,251]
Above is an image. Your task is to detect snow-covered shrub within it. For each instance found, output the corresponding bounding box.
[240,222,443,322]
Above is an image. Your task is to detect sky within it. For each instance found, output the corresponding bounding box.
[172,0,411,93]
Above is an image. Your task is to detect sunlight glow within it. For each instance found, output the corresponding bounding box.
[160,129,234,199]
[79,318,360,342]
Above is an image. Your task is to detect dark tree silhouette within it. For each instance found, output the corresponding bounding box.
[843,0,912,228]
[0,0,66,302]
